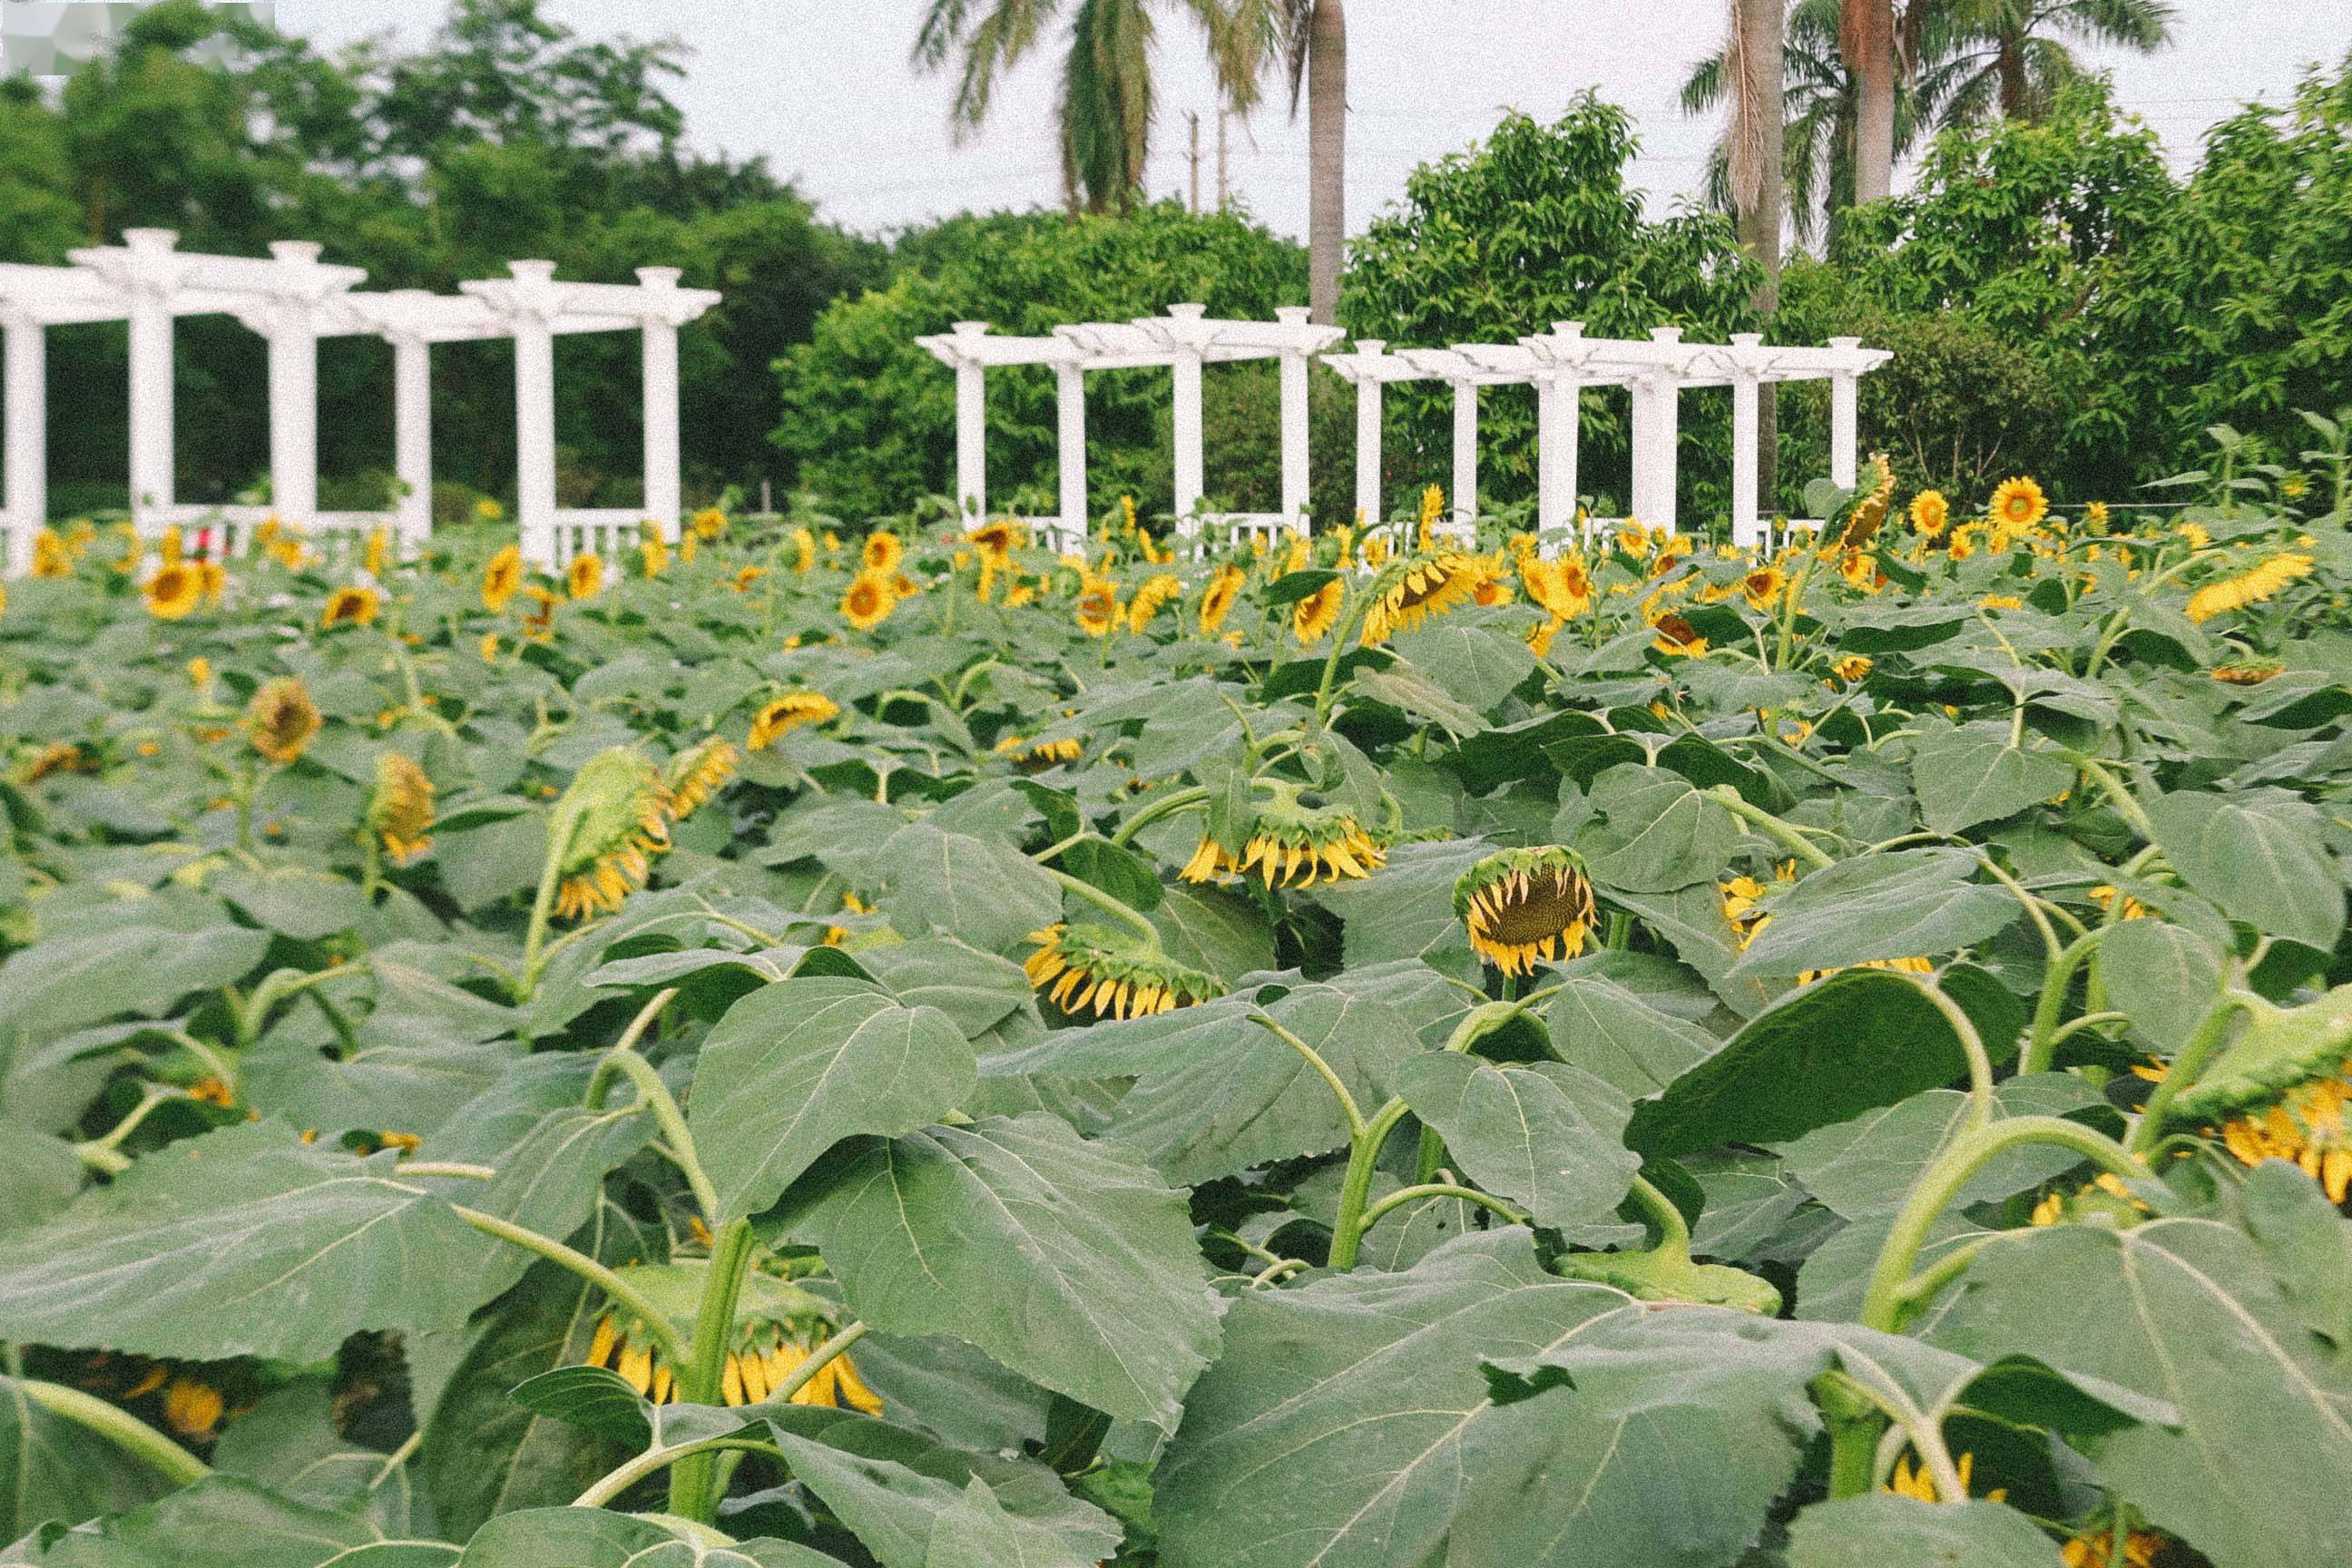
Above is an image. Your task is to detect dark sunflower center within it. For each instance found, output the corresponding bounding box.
[1483,874,1594,944]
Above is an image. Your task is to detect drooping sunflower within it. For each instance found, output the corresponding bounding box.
[482,544,524,612]
[475,498,505,523]
[2161,988,2352,1204]
[566,553,605,601]
[2183,552,2315,623]
[1455,847,1598,976]
[1987,475,2048,534]
[364,527,389,578]
[248,677,321,767]
[1074,583,1120,637]
[861,529,904,576]
[1126,572,1183,632]
[368,751,435,863]
[580,1264,882,1413]
[730,564,768,593]
[789,525,818,573]
[322,584,381,629]
[748,691,839,750]
[2082,500,2111,532]
[965,518,1020,564]
[1883,1450,2003,1505]
[1292,578,1345,644]
[1360,551,1484,644]
[1907,489,1951,537]
[1524,555,1594,621]
[996,733,1083,772]
[1830,653,1874,683]
[1024,924,1225,1020]
[31,528,74,577]
[663,736,740,820]
[2210,660,2283,685]
[640,534,669,580]
[841,570,897,632]
[1180,791,1385,888]
[143,563,203,621]
[2059,1525,2168,1568]
[1197,563,1246,634]
[551,748,674,921]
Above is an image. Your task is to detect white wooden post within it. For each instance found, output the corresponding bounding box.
[636,267,683,541]
[1275,306,1311,534]
[1730,332,1762,550]
[1054,358,1086,551]
[1449,379,1478,524]
[4,312,42,575]
[263,242,323,524]
[392,328,432,548]
[1828,336,1861,490]
[951,320,987,521]
[1352,339,1383,528]
[508,261,560,564]
[1168,303,1207,534]
[1541,322,1583,541]
[122,229,179,527]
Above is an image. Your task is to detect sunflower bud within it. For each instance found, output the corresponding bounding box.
[248,678,321,767]
[368,752,435,862]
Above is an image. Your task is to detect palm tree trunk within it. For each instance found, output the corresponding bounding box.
[1306,0,1347,326]
[1733,0,1785,511]
[1841,0,1896,203]
[1996,28,2026,118]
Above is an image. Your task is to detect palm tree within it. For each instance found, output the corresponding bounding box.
[912,0,1250,217]
[1931,0,2174,126]
[1841,0,1898,201]
[1224,2,1348,324]
[1729,0,1787,505]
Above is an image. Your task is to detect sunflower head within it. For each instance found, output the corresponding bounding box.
[368,751,435,862]
[1292,578,1345,644]
[841,570,896,632]
[579,1263,879,1412]
[1907,489,1951,537]
[1197,563,1247,634]
[663,736,740,820]
[641,534,670,580]
[2210,660,2283,685]
[965,519,1020,564]
[996,733,1083,773]
[566,553,605,601]
[551,747,674,920]
[1988,475,2048,534]
[143,563,204,621]
[248,677,321,767]
[2184,552,2314,623]
[481,544,524,612]
[1180,789,1385,888]
[1023,923,1224,1020]
[1838,454,1896,549]
[364,527,389,578]
[2164,986,2352,1203]
[748,691,840,750]
[1075,583,1120,637]
[861,529,904,576]
[1455,846,1598,976]
[1361,551,1485,644]
[323,584,382,629]
[1650,612,1708,659]
[475,497,505,523]
[692,506,728,540]
[1739,564,1787,612]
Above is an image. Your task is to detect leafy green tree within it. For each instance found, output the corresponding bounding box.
[1342,102,1762,519]
[773,202,1306,520]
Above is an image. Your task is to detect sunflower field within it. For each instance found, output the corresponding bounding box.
[2,430,2351,1568]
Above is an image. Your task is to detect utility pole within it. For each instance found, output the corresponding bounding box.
[1185,111,1201,214]
[1216,108,1230,211]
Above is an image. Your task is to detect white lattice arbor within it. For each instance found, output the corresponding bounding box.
[460,261,720,568]
[0,263,121,577]
[922,305,1342,554]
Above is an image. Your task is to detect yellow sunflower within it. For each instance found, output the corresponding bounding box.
[551,749,673,921]
[1987,475,2048,534]
[1884,1450,2003,1505]
[1739,565,1787,612]
[1024,924,1224,1020]
[1180,794,1385,888]
[2060,1526,2168,1568]
[475,497,505,523]
[1075,583,1120,637]
[640,534,669,580]
[143,563,203,621]
[1126,572,1183,632]
[566,553,605,601]
[482,544,524,612]
[691,506,728,540]
[368,751,435,862]
[2183,552,2314,623]
[1361,551,1484,644]
[1524,555,1594,620]
[662,737,739,819]
[861,529,904,576]
[748,692,840,750]
[789,525,818,573]
[1197,564,1246,633]
[965,519,1020,564]
[996,734,1083,773]
[322,584,382,629]
[1650,612,1708,659]
[1907,489,1950,537]
[1455,847,1598,976]
[841,570,896,632]
[31,529,74,578]
[1292,579,1344,644]
[580,1264,881,1413]
[248,677,321,767]
[364,527,389,578]
[2082,500,2111,531]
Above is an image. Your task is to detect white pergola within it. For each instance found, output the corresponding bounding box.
[0,232,719,576]
[1326,323,1889,549]
[919,304,1343,554]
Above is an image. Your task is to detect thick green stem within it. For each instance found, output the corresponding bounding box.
[1859,1116,2148,1332]
[1044,867,1161,949]
[1110,785,1210,848]
[1623,1173,1692,1257]
[2129,993,2254,1153]
[582,989,718,1223]
[517,797,588,1001]
[452,1206,691,1369]
[1705,787,1838,870]
[2065,755,2157,842]
[16,1378,211,1487]
[769,1319,870,1404]
[1906,975,1995,1132]
[669,1219,755,1522]
[1327,1098,1414,1269]
[1357,1182,1524,1230]
[1248,1015,1365,1135]
[575,1436,785,1511]
[2022,926,2116,1073]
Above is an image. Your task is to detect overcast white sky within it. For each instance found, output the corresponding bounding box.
[283,1,2349,240]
